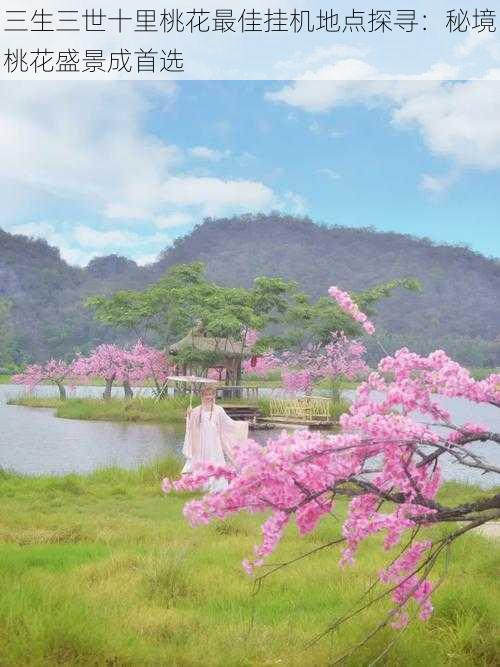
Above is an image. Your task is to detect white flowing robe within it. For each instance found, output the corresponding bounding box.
[181,404,248,492]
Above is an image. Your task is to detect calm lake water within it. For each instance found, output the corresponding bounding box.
[1,384,499,487]
[0,384,276,477]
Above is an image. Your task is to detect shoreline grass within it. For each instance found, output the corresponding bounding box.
[7,395,350,426]
[7,396,191,424]
[0,459,498,665]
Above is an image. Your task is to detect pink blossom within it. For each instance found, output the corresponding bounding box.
[328,286,376,335]
[162,335,500,627]
[72,341,171,391]
[242,351,280,376]
[207,367,227,381]
[276,331,369,394]
[13,359,71,398]
[282,370,314,393]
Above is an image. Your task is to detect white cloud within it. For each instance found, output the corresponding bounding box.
[189,146,231,161]
[275,45,368,77]
[145,232,173,246]
[0,82,181,221]
[9,221,98,265]
[267,70,500,172]
[0,81,307,264]
[135,253,160,267]
[73,226,140,248]
[153,212,193,229]
[159,176,276,215]
[309,121,343,138]
[455,29,500,60]
[73,226,171,260]
[1,80,283,242]
[102,203,151,221]
[419,171,458,194]
[281,192,307,215]
[10,221,65,246]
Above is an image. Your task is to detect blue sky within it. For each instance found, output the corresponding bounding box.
[2,80,499,263]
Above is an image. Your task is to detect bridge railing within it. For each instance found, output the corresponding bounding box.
[216,385,260,401]
[269,395,330,422]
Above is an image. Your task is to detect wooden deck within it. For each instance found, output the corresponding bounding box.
[221,404,262,423]
[261,416,335,429]
[221,403,336,430]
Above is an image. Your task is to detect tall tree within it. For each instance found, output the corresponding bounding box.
[87,263,297,384]
[258,277,421,354]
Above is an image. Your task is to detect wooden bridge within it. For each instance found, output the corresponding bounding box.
[266,395,334,428]
[224,393,335,429]
[216,385,260,401]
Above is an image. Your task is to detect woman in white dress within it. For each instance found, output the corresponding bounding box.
[181,385,248,492]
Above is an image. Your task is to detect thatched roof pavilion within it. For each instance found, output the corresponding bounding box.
[169,328,253,384]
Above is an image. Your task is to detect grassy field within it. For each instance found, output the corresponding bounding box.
[7,396,350,426]
[0,458,498,666]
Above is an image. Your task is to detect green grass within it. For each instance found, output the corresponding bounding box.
[8,396,350,427]
[243,371,361,392]
[7,397,191,424]
[0,459,498,666]
[0,373,13,384]
[468,367,498,380]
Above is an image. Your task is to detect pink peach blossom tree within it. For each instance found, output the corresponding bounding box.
[279,331,369,398]
[73,341,171,399]
[163,286,500,655]
[72,344,135,399]
[128,340,171,396]
[13,359,71,400]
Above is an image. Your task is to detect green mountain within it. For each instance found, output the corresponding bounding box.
[1,215,499,366]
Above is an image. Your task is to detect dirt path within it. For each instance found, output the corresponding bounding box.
[474,523,500,540]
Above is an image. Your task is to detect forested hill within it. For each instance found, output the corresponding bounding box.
[1,215,499,366]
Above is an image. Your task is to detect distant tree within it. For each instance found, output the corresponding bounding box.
[72,344,136,399]
[72,341,171,398]
[280,332,369,398]
[13,360,71,399]
[261,277,421,355]
[128,340,172,396]
[87,263,297,384]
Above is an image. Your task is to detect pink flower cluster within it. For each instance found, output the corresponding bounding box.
[72,341,170,386]
[242,351,280,376]
[163,346,499,627]
[245,332,369,395]
[328,286,375,335]
[15,341,172,394]
[207,367,227,381]
[282,369,314,393]
[13,359,71,390]
[379,540,434,627]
